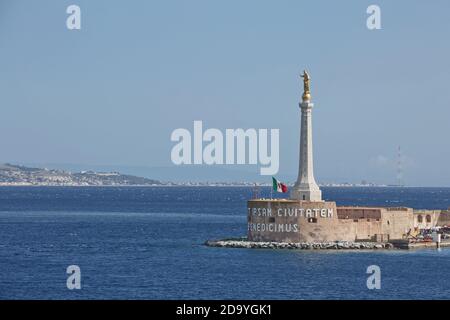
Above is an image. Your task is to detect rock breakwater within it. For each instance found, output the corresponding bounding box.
[205,238,394,250]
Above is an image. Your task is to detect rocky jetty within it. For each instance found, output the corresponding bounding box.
[205,238,394,250]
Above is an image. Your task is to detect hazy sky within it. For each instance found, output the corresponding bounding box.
[1,0,450,186]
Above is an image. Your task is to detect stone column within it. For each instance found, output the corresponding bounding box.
[290,73,322,201]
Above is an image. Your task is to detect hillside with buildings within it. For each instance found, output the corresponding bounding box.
[0,164,162,186]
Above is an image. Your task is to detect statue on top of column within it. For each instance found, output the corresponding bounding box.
[301,70,311,102]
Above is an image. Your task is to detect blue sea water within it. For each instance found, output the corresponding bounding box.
[0,186,449,300]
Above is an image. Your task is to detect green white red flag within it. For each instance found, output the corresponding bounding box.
[272,177,288,193]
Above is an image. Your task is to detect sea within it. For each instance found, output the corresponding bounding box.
[0,186,449,300]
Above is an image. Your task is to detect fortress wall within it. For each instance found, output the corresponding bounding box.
[337,207,382,220]
[337,207,413,240]
[336,208,383,241]
[381,208,414,240]
[247,200,421,243]
[248,200,355,242]
[353,219,382,241]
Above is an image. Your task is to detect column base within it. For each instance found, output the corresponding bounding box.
[290,188,322,201]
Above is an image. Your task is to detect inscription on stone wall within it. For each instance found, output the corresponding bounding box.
[248,223,299,233]
[248,207,334,218]
[248,206,334,233]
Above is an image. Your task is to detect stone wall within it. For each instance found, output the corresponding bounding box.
[248,200,416,243]
[337,207,382,220]
[247,200,356,242]
[381,208,414,240]
[336,207,413,241]
[337,207,382,241]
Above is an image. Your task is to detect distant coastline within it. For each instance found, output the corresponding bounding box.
[0,163,416,187]
[0,163,161,187]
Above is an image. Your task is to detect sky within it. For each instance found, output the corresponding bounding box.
[0,0,450,186]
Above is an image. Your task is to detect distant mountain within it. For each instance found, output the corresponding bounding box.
[0,163,162,186]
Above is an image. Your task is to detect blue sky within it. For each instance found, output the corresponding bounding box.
[1,0,450,185]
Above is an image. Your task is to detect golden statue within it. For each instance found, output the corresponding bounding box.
[301,70,311,102]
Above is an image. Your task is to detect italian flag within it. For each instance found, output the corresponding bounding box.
[272,177,288,193]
